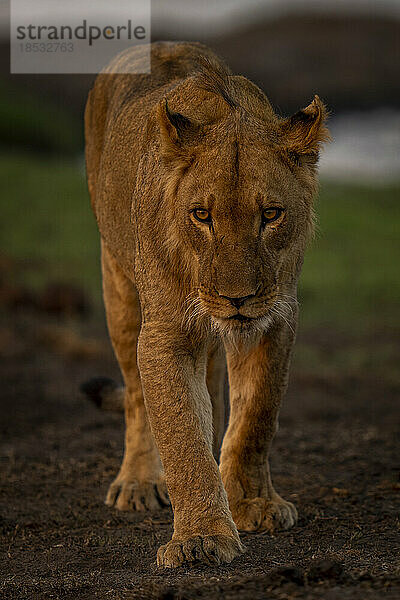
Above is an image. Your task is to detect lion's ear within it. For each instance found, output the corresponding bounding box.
[157,98,201,163]
[281,95,330,168]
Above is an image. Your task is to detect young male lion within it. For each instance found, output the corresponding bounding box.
[83,41,329,568]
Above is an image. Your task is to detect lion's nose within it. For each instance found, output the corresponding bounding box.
[217,286,260,309]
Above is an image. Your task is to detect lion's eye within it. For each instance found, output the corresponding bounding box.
[193,209,211,223]
[262,208,283,225]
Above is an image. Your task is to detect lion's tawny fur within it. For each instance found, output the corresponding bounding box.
[84,41,329,568]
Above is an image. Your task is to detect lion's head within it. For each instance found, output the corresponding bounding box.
[157,66,329,338]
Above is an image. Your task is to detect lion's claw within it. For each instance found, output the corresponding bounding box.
[105,477,170,511]
[232,496,298,532]
[157,534,244,568]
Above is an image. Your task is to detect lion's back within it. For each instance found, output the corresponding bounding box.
[85,42,222,209]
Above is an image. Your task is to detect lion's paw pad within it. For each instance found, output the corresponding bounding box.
[232,497,298,533]
[157,534,244,568]
[105,477,169,511]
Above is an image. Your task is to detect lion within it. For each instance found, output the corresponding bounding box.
[82,41,329,568]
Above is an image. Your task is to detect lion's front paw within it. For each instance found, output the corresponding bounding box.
[232,496,298,533]
[157,534,244,568]
[105,476,170,511]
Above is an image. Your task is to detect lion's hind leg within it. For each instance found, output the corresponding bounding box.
[206,343,226,460]
[98,241,169,511]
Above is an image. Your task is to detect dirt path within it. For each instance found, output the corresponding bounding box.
[1,312,399,599]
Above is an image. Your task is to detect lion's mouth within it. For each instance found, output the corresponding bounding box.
[213,312,273,337]
[228,314,254,323]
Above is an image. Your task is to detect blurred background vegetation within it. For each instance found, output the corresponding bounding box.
[0,0,399,377]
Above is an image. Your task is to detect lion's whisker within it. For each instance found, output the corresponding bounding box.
[270,304,296,336]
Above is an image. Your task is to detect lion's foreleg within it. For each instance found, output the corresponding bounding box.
[220,324,298,533]
[137,323,243,567]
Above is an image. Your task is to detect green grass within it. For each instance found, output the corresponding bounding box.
[0,152,101,297]
[300,181,400,330]
[1,152,399,330]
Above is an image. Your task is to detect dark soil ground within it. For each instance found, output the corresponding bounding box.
[1,309,399,600]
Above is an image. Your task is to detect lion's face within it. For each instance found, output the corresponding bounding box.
[158,93,328,337]
[175,141,314,336]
